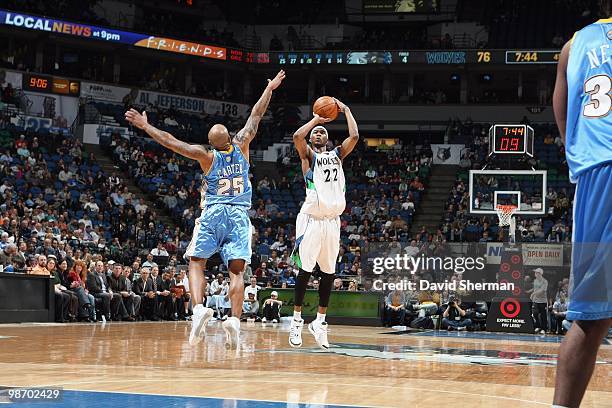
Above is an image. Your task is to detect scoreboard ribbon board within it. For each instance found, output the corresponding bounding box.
[266,50,561,65]
[1,8,560,66]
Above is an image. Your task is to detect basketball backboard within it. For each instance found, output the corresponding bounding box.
[468,170,547,215]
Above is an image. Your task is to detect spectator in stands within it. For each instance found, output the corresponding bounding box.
[333,278,344,291]
[30,254,49,275]
[57,258,88,321]
[123,265,140,319]
[410,177,424,191]
[255,261,273,280]
[150,242,169,257]
[163,115,179,127]
[384,289,407,327]
[262,291,282,323]
[242,276,261,321]
[134,198,148,214]
[207,273,230,319]
[142,253,158,269]
[48,257,78,322]
[270,236,287,253]
[552,292,568,335]
[0,243,22,271]
[133,267,158,320]
[347,280,358,291]
[404,240,420,257]
[527,268,549,334]
[51,262,71,322]
[68,260,96,322]
[442,297,472,331]
[174,269,190,319]
[87,260,114,322]
[158,270,176,320]
[0,232,9,249]
[257,176,271,192]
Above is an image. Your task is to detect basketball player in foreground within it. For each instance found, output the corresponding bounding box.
[125,70,286,349]
[552,12,611,408]
[289,98,359,349]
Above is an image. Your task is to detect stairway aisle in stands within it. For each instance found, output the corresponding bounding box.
[83,144,176,230]
[408,165,459,238]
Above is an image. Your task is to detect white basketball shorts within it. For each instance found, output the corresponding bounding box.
[292,213,340,274]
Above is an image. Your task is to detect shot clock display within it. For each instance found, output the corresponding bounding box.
[489,124,534,157]
[23,74,80,96]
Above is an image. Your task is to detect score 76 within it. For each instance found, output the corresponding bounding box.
[477,51,491,63]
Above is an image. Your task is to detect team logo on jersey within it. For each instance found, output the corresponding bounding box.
[226,156,232,162]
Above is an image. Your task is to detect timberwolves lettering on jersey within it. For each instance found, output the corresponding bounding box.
[200,144,252,208]
[300,147,346,217]
[566,19,612,182]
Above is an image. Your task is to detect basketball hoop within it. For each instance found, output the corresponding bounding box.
[495,204,517,227]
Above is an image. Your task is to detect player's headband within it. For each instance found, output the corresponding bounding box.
[310,126,328,138]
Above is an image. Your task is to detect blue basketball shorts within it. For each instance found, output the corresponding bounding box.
[184,203,252,265]
[566,163,612,321]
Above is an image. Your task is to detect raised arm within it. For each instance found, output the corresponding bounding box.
[125,109,212,170]
[292,114,329,160]
[233,70,286,152]
[553,41,571,145]
[334,98,359,160]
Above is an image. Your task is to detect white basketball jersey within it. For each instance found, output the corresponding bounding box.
[299,148,346,218]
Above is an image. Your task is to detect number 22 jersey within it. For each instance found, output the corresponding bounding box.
[299,147,346,218]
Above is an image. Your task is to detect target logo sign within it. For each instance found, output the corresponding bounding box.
[500,298,521,318]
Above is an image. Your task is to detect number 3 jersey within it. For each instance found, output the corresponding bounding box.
[200,144,251,209]
[566,19,612,182]
[299,147,346,218]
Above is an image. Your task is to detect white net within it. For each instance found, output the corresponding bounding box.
[495,205,517,227]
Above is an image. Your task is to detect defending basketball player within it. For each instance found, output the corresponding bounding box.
[125,70,285,349]
[552,10,612,408]
[289,98,359,350]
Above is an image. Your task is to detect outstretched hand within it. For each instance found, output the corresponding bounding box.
[333,98,347,113]
[313,113,333,124]
[125,109,149,130]
[267,70,286,90]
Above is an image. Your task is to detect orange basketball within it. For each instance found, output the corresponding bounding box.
[313,96,338,121]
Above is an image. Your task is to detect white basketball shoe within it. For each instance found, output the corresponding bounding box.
[308,320,330,350]
[189,304,214,346]
[222,316,241,350]
[289,318,304,348]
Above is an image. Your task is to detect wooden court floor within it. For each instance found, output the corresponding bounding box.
[0,321,610,407]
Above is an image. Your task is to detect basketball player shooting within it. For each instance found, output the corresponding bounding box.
[289,98,359,350]
[125,70,285,349]
[552,11,612,408]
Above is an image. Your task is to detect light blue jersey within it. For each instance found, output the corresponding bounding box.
[565,19,612,321]
[185,144,252,265]
[201,144,252,208]
[566,19,612,182]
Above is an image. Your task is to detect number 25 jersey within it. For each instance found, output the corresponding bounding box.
[300,147,346,218]
[566,19,612,182]
[201,144,251,209]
